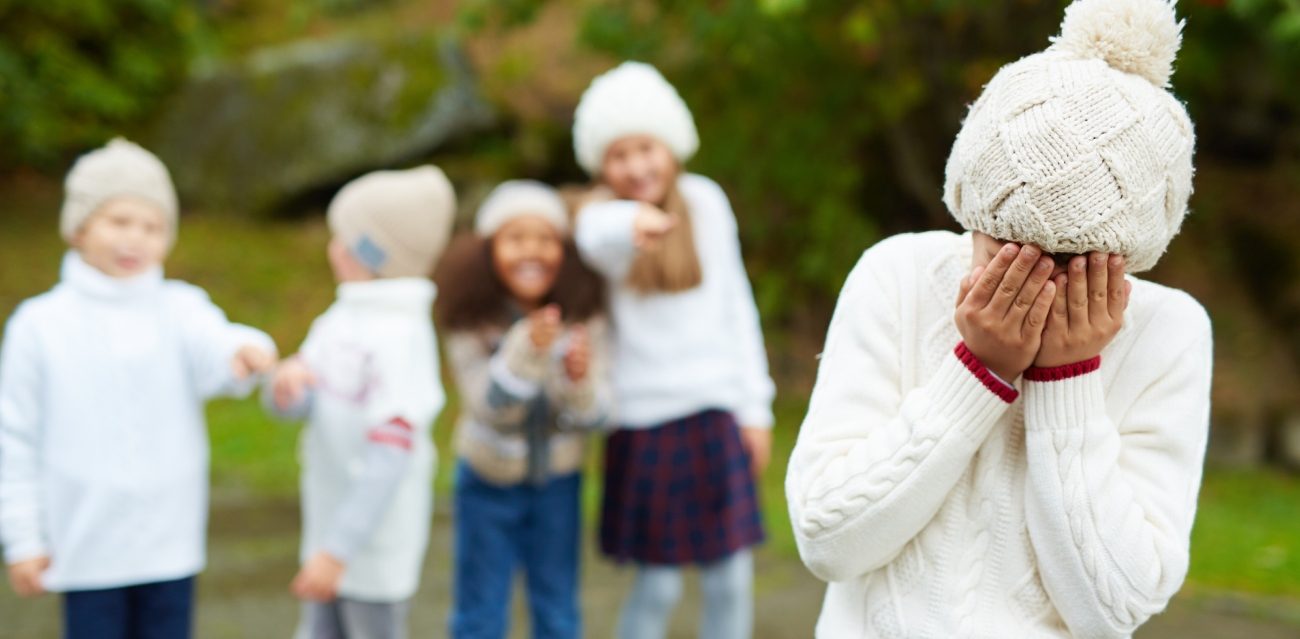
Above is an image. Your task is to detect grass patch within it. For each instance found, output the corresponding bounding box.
[1187,468,1300,597]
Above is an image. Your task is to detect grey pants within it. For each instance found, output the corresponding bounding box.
[615,549,754,639]
[294,598,410,639]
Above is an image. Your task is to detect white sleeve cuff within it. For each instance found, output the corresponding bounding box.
[489,354,542,400]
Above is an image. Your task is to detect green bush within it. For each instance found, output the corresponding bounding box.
[463,0,1300,325]
[0,0,202,168]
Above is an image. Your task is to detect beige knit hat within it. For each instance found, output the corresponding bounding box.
[60,138,179,244]
[943,0,1195,272]
[475,180,569,237]
[327,166,456,278]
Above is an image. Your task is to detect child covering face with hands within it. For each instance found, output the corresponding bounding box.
[786,1,1212,637]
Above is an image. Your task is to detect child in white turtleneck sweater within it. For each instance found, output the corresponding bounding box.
[265,167,455,639]
[0,139,276,639]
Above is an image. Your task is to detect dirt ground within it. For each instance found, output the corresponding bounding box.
[2,497,1297,638]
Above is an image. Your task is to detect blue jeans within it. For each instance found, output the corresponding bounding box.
[63,575,195,639]
[449,461,581,639]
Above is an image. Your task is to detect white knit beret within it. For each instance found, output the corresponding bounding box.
[475,180,569,237]
[943,0,1195,272]
[572,61,699,175]
[327,166,457,278]
[60,138,179,244]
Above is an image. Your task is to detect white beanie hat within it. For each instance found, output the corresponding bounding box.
[475,180,569,237]
[60,138,179,244]
[942,0,1195,272]
[572,61,699,175]
[327,166,457,278]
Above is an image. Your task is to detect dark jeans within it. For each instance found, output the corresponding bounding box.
[449,461,581,639]
[63,575,195,639]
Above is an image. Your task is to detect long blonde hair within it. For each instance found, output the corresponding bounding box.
[572,181,703,294]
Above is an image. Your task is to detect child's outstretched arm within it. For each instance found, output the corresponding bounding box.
[574,199,675,282]
[1021,261,1212,637]
[262,356,316,422]
[0,309,50,597]
[787,237,1025,584]
[174,284,277,399]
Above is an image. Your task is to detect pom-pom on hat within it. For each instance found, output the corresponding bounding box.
[942,0,1195,272]
[475,180,569,238]
[60,138,179,245]
[572,61,699,176]
[327,166,457,278]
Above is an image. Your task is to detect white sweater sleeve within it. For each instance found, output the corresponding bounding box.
[786,244,1015,583]
[322,329,443,560]
[1022,300,1212,638]
[574,200,640,281]
[703,179,775,428]
[173,284,277,400]
[0,309,48,564]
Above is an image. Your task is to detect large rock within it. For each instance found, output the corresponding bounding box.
[150,33,494,214]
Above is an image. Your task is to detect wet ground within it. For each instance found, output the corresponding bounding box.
[2,497,1298,638]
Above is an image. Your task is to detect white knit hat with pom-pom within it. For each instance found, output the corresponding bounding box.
[572,62,699,176]
[943,0,1195,272]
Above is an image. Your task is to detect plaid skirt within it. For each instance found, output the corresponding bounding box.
[599,409,765,566]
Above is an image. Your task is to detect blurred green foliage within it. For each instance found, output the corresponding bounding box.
[460,0,1300,322]
[5,0,1300,319]
[0,0,203,168]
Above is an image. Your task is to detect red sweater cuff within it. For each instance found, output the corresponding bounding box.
[1024,357,1102,382]
[954,342,1019,404]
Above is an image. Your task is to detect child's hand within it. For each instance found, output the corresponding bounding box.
[7,556,49,598]
[955,243,1056,382]
[529,305,563,352]
[271,357,317,411]
[740,427,772,478]
[1035,253,1130,368]
[232,344,276,380]
[563,325,590,382]
[633,204,676,251]
[290,552,345,602]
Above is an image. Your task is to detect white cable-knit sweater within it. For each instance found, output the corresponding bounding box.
[786,231,1212,639]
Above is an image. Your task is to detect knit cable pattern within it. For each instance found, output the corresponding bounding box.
[1049,419,1162,630]
[800,431,943,534]
[942,9,1195,273]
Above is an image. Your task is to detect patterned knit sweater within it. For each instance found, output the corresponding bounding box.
[786,231,1212,638]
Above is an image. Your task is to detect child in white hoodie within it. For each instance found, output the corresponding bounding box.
[0,138,277,639]
[267,166,456,639]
